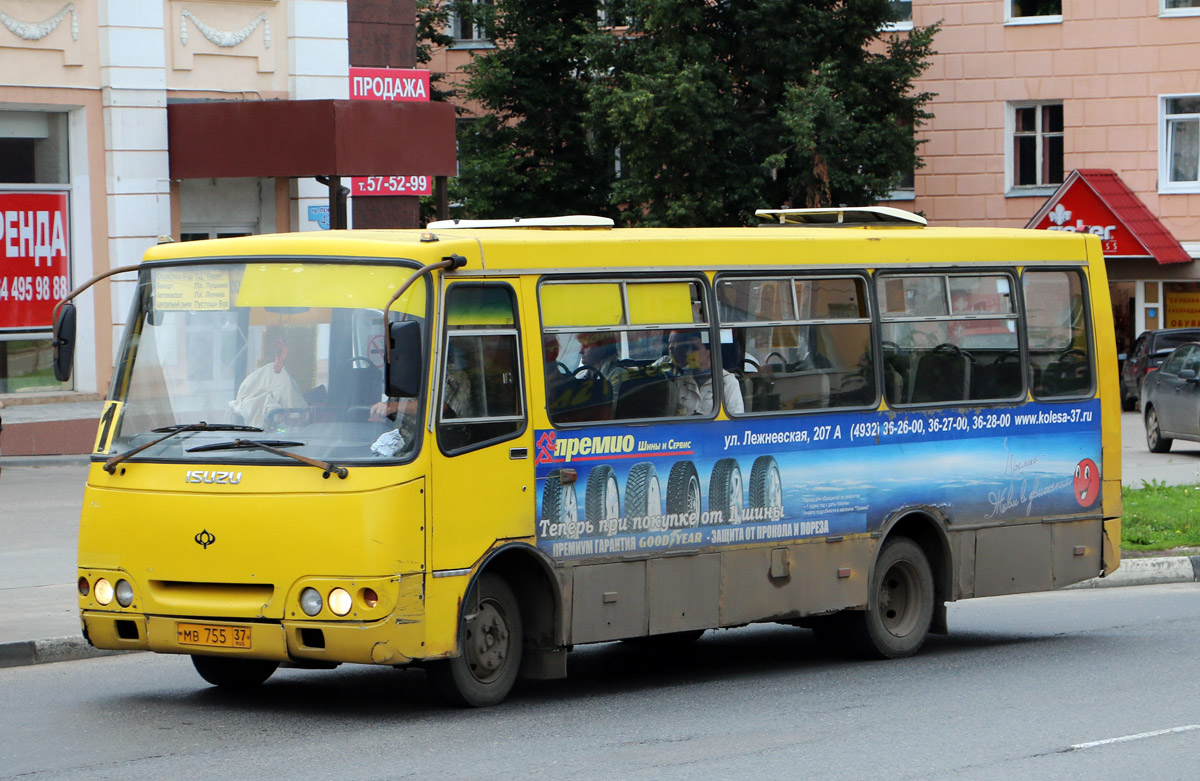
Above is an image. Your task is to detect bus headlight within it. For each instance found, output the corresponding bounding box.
[328,588,352,616]
[94,579,114,606]
[115,580,134,608]
[300,587,323,616]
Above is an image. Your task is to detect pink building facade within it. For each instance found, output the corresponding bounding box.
[879,0,1200,354]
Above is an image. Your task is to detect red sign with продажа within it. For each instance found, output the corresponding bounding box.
[0,191,71,330]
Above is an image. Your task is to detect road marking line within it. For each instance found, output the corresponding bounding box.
[1070,725,1200,751]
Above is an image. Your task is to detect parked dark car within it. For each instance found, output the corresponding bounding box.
[1120,328,1200,410]
[1142,341,1200,452]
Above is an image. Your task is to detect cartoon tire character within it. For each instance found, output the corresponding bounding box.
[585,464,621,522]
[666,460,701,518]
[625,462,662,520]
[541,469,579,525]
[749,455,783,512]
[709,457,743,524]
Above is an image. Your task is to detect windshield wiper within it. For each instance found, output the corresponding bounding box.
[104,422,264,474]
[186,439,348,480]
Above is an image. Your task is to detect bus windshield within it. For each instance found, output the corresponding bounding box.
[105,261,428,464]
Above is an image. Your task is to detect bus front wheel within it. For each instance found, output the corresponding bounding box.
[847,537,934,659]
[191,655,278,688]
[430,573,523,708]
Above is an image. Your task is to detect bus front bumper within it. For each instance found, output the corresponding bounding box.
[81,611,420,667]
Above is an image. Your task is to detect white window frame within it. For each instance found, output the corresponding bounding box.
[1160,94,1200,194]
[1162,0,1200,18]
[1005,1,1062,25]
[1006,101,1064,196]
[448,0,495,49]
[883,0,913,31]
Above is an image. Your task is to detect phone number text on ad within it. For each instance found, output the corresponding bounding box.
[0,274,68,302]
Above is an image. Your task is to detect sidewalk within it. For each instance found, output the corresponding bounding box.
[0,395,104,457]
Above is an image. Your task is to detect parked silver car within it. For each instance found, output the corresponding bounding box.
[1142,341,1200,452]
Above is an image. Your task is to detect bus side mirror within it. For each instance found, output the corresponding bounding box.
[52,302,77,382]
[385,320,423,398]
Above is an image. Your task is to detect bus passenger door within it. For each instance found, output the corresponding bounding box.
[430,281,535,571]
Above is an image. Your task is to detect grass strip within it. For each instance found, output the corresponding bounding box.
[1121,479,1200,550]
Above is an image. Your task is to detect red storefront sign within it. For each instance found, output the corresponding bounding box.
[350,67,431,102]
[1027,169,1190,264]
[348,68,434,197]
[0,191,70,331]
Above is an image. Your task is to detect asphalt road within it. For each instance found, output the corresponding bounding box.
[1,583,1198,780]
[1121,408,1200,487]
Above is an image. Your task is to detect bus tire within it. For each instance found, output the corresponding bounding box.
[1145,405,1173,453]
[665,460,701,517]
[429,573,523,708]
[191,655,278,688]
[845,537,934,659]
[709,458,743,524]
[585,464,621,522]
[625,462,662,520]
[541,469,578,525]
[749,455,783,511]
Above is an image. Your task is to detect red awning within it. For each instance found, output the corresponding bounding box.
[1026,169,1191,265]
[167,99,457,180]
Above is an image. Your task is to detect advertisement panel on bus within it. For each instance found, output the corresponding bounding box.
[534,400,1102,559]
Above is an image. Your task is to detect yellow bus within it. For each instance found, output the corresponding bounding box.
[57,208,1121,706]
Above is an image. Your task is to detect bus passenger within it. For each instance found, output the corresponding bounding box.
[667,330,745,415]
[576,331,624,392]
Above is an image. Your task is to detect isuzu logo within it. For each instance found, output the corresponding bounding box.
[195,530,216,549]
[185,470,243,485]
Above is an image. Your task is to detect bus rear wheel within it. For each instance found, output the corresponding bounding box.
[430,573,523,708]
[846,537,934,659]
[191,655,279,688]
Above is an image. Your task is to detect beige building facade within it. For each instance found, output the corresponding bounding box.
[879,0,1200,353]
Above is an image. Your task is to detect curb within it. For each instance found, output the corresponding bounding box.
[1065,555,1200,589]
[0,635,133,669]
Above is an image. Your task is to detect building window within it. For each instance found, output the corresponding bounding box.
[1007,1,1062,23]
[1009,102,1063,192]
[1163,0,1200,17]
[599,0,631,28]
[1162,96,1200,192]
[1,111,71,395]
[0,112,68,184]
[885,1,913,30]
[449,0,494,46]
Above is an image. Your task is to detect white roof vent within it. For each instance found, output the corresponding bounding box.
[755,207,926,226]
[427,215,615,229]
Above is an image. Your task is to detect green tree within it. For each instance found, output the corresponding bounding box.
[452,0,614,217]
[591,0,937,225]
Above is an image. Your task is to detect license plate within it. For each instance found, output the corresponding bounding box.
[177,622,252,649]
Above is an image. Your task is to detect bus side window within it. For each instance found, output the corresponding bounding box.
[437,283,525,453]
[716,275,875,412]
[878,273,1021,405]
[1023,270,1093,398]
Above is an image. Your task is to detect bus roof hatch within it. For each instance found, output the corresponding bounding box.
[755,207,927,227]
[427,215,615,229]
